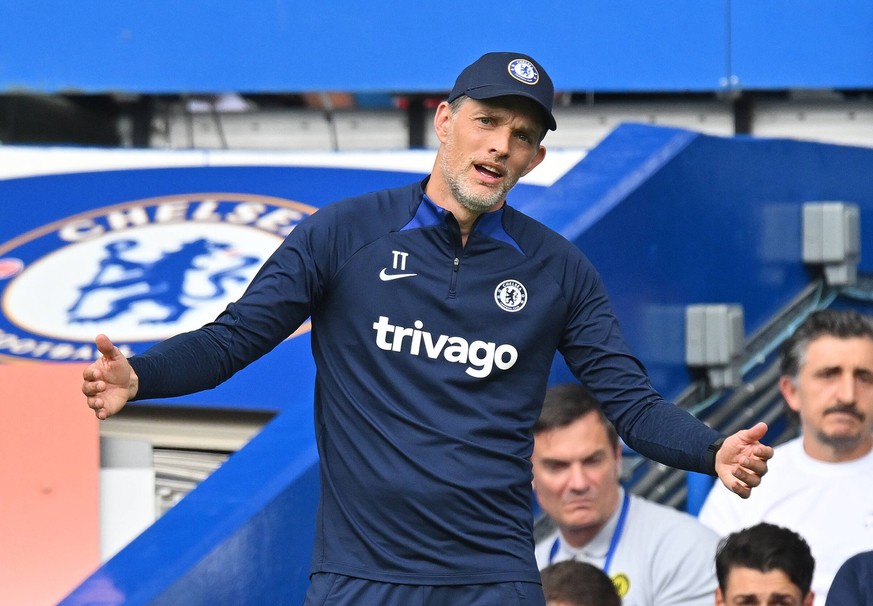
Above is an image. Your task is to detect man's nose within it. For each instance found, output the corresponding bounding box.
[566,463,589,491]
[487,128,511,157]
[837,374,858,403]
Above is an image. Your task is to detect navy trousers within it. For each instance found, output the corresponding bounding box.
[304,573,546,606]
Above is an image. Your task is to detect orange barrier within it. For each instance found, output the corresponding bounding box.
[0,363,100,606]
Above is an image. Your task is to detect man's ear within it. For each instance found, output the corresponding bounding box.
[803,591,814,606]
[433,101,452,144]
[779,375,802,414]
[613,442,623,481]
[521,145,546,178]
[714,587,725,606]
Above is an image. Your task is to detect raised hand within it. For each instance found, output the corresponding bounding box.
[82,334,138,420]
[715,422,774,499]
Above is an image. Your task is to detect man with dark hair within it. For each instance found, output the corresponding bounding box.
[540,560,621,606]
[700,308,873,605]
[83,51,772,605]
[533,383,719,606]
[715,522,815,606]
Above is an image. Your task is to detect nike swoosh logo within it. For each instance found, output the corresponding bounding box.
[379,268,417,281]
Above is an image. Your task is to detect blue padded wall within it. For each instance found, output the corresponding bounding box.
[3,2,873,93]
[526,124,873,393]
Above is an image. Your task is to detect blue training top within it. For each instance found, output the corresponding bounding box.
[129,178,722,585]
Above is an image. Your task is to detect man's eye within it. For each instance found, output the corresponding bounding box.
[584,454,605,467]
[543,462,567,472]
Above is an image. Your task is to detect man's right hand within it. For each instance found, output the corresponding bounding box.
[82,334,139,420]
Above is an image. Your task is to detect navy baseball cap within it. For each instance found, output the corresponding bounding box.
[448,52,557,131]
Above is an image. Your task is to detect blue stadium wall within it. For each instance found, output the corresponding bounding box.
[1,124,870,603]
[3,2,873,94]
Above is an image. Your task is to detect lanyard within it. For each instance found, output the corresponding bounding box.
[548,489,631,574]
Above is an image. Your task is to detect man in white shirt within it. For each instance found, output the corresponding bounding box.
[699,309,873,606]
[532,383,720,606]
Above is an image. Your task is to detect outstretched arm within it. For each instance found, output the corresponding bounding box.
[714,421,773,498]
[82,334,139,420]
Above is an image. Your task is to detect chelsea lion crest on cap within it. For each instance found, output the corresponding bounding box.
[507,58,539,85]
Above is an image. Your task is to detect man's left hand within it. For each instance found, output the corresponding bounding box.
[715,422,774,499]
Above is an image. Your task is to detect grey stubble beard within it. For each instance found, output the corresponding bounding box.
[439,135,512,214]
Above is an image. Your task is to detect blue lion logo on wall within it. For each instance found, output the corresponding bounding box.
[67,237,259,324]
[0,191,318,361]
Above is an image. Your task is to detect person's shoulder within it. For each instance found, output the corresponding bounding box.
[696,440,799,534]
[322,180,422,215]
[534,528,560,570]
[765,436,807,471]
[500,205,595,275]
[299,181,423,240]
[774,435,802,453]
[841,549,873,572]
[501,205,571,244]
[827,549,873,605]
[630,495,718,539]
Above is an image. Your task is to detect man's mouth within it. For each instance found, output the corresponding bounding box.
[824,404,864,421]
[474,163,504,181]
[563,498,594,510]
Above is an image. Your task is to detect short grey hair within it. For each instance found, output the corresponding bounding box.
[780,309,873,379]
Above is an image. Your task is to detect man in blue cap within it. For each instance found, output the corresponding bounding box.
[84,52,772,605]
